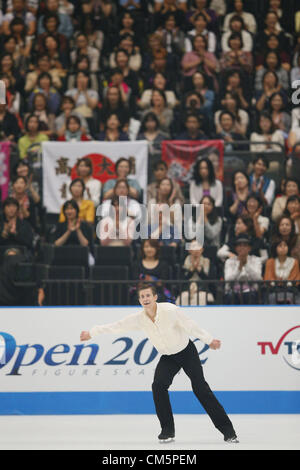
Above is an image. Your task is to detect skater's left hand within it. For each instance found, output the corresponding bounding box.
[209,339,221,350]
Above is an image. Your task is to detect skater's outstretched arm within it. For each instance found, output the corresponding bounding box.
[80,312,142,341]
[175,309,221,350]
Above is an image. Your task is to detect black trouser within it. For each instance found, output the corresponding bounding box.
[152,340,236,439]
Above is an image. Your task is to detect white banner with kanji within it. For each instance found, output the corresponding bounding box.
[42,141,148,213]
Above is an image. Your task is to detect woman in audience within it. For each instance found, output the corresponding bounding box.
[221,15,253,52]
[283,195,300,234]
[137,112,169,173]
[201,195,223,247]
[255,70,288,113]
[54,199,94,254]
[268,92,291,138]
[138,72,177,110]
[214,90,249,137]
[74,158,101,208]
[220,32,253,74]
[18,114,48,160]
[97,195,135,247]
[58,115,91,142]
[58,179,95,225]
[131,239,173,304]
[255,50,289,92]
[226,170,250,221]
[191,71,215,117]
[55,96,89,137]
[9,175,38,230]
[102,158,141,202]
[27,92,56,138]
[140,89,173,135]
[11,159,41,204]
[0,100,20,142]
[147,160,185,204]
[243,193,269,239]
[223,0,257,34]
[248,155,276,207]
[255,33,291,72]
[65,71,99,119]
[29,71,61,115]
[272,178,300,222]
[189,157,223,207]
[100,179,142,221]
[250,111,284,153]
[271,215,300,263]
[264,239,300,304]
[67,54,99,93]
[99,85,130,133]
[0,197,33,251]
[97,113,129,142]
[184,12,217,53]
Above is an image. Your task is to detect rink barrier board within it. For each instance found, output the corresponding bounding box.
[0,391,300,415]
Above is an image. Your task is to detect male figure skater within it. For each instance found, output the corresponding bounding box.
[80,283,239,444]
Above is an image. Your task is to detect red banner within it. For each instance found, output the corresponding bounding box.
[161,140,224,186]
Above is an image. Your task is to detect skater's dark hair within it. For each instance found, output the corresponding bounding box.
[137,282,157,297]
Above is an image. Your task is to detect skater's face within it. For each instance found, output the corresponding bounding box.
[138,288,158,308]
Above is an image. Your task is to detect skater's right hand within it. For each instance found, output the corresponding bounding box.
[80,331,91,342]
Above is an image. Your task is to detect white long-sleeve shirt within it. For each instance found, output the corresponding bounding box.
[89,302,213,355]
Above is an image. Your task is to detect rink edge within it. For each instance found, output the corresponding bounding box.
[0,391,299,415]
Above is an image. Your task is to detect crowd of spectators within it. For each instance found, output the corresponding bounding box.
[0,0,300,306]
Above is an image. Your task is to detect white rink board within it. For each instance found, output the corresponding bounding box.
[0,305,299,392]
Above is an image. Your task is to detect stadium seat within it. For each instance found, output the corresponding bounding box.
[89,265,130,305]
[94,246,133,266]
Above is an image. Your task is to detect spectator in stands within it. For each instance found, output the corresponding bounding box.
[176,112,208,140]
[8,17,33,63]
[221,15,253,52]
[99,86,130,133]
[0,53,23,94]
[57,115,91,142]
[11,159,40,204]
[9,175,39,230]
[214,110,247,150]
[38,0,73,39]
[214,91,249,137]
[147,160,185,204]
[113,48,140,99]
[243,193,269,239]
[108,68,131,106]
[131,238,173,304]
[148,209,182,247]
[41,33,69,71]
[36,12,69,56]
[26,92,56,138]
[117,10,138,45]
[264,239,300,304]
[268,92,291,138]
[271,215,300,262]
[250,111,284,153]
[0,74,21,119]
[55,95,89,137]
[179,239,215,305]
[255,33,291,72]
[25,54,63,93]
[155,12,185,57]
[140,89,173,135]
[110,34,142,73]
[29,72,61,115]
[218,69,250,110]
[2,0,36,37]
[272,178,300,222]
[59,179,95,225]
[97,195,135,247]
[71,32,100,73]
[223,0,257,34]
[226,170,250,221]
[202,195,223,247]
[74,157,101,208]
[283,195,300,234]
[0,197,33,251]
[54,200,94,254]
[224,234,263,305]
[97,113,129,142]
[255,70,288,113]
[191,71,215,117]
[220,32,253,74]
[186,0,218,31]
[248,155,276,206]
[181,34,219,91]
[0,102,20,141]
[137,112,169,172]
[255,50,290,92]
[189,157,223,207]
[138,72,178,110]
[100,178,142,221]
[65,71,99,119]
[184,12,217,53]
[255,10,289,52]
[18,114,49,160]
[291,53,300,83]
[102,158,141,202]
